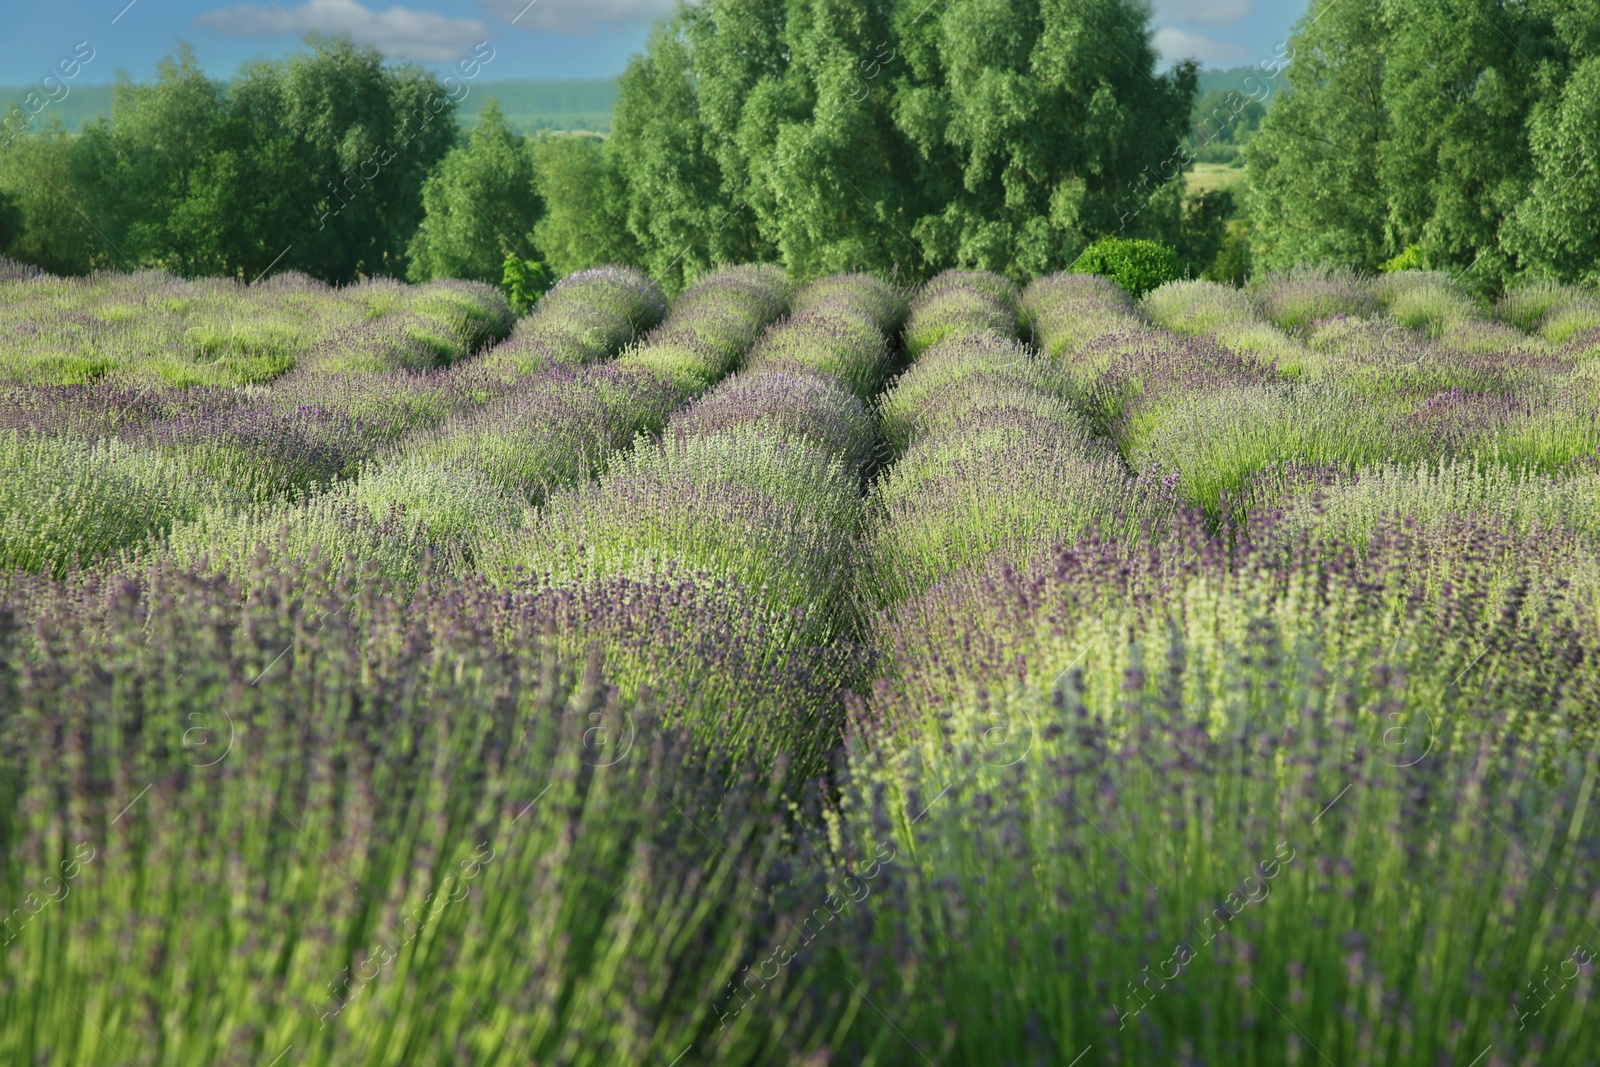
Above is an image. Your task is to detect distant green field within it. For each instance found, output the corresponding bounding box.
[1187,160,1248,196]
[0,84,113,133]
[3,80,617,135]
[457,80,617,133]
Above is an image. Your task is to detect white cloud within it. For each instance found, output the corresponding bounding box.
[1152,0,1254,25]
[1153,26,1252,65]
[195,0,490,62]
[478,0,678,34]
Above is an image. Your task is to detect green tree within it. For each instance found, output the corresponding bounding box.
[1175,189,1237,277]
[1245,0,1390,272]
[256,38,461,282]
[7,40,460,283]
[72,47,242,276]
[896,0,1194,279]
[530,134,639,277]
[0,122,106,274]
[1190,88,1267,147]
[1248,0,1600,287]
[592,0,1194,288]
[1378,0,1555,288]
[408,101,541,284]
[734,0,915,280]
[0,188,23,254]
[1504,54,1600,284]
[607,14,769,292]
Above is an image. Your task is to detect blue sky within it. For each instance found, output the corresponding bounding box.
[2,0,1314,86]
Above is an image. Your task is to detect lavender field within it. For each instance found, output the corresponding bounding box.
[2,258,1599,1066]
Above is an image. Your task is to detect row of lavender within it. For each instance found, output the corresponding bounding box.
[0,260,515,387]
[0,556,796,1067]
[5,259,1600,1065]
[471,271,906,778]
[863,271,1166,607]
[0,273,522,575]
[1136,273,1600,515]
[776,271,1600,1063]
[0,266,672,576]
[0,267,918,1066]
[156,265,790,584]
[0,262,812,1062]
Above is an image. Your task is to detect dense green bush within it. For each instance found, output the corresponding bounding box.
[1071,237,1183,298]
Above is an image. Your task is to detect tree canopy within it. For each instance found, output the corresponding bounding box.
[601,0,1196,288]
[1249,0,1600,286]
[1,40,460,284]
[407,101,542,284]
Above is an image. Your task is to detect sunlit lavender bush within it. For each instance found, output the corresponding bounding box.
[1142,278,1261,336]
[0,381,245,439]
[0,270,511,387]
[743,305,895,399]
[1498,280,1600,344]
[489,264,668,370]
[405,363,680,501]
[1023,270,1143,362]
[618,265,791,395]
[0,430,238,575]
[1249,459,1600,549]
[785,510,1600,1065]
[669,370,877,474]
[1127,381,1423,512]
[902,269,1021,357]
[1252,266,1379,330]
[876,333,1053,452]
[127,403,384,499]
[494,409,862,647]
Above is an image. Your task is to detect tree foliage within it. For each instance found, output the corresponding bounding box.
[598,0,1195,288]
[1249,0,1600,286]
[408,101,541,284]
[0,124,107,275]
[1504,53,1600,284]
[1245,0,1389,274]
[6,40,459,283]
[0,189,19,252]
[531,134,640,279]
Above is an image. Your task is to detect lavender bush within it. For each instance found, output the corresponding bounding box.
[903,269,1021,357]
[0,559,794,1066]
[1252,266,1379,330]
[617,265,791,396]
[0,431,238,575]
[489,264,668,370]
[782,509,1600,1064]
[0,270,511,387]
[669,370,878,474]
[405,363,680,502]
[1142,278,1262,336]
[1023,271,1143,361]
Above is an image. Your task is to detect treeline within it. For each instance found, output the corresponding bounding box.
[0,2,1225,292]
[1249,0,1600,288]
[3,0,1596,295]
[0,42,471,283]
